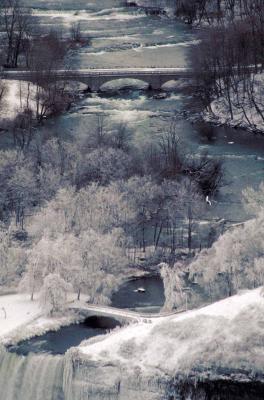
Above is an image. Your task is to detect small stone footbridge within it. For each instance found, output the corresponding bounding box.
[69,302,183,324]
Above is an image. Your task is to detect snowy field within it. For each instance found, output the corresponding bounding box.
[1,287,264,380]
[0,293,84,345]
[78,287,264,375]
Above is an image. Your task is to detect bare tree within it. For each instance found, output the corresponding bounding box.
[70,22,82,43]
[0,0,32,68]
[24,31,70,122]
[0,80,7,111]
[13,108,34,149]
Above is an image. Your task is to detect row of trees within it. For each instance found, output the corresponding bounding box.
[0,1,225,312]
[16,176,203,307]
[172,0,263,25]
[0,0,84,68]
[160,183,264,311]
[0,1,86,123]
[191,0,264,128]
[0,147,220,309]
[0,115,223,254]
[0,0,31,68]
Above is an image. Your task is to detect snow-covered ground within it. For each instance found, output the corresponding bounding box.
[78,287,264,375]
[0,293,83,345]
[204,74,264,133]
[0,81,37,119]
[1,287,264,381]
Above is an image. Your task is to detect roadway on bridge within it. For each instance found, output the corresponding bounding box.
[69,301,185,323]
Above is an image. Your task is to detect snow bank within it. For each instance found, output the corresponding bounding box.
[0,293,83,345]
[204,74,264,133]
[1,81,37,119]
[0,294,41,342]
[79,287,264,376]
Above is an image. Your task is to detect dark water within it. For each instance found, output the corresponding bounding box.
[111,274,165,312]
[7,316,121,355]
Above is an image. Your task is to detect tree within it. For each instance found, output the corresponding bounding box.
[0,80,7,111]
[188,208,264,302]
[13,108,34,150]
[83,147,132,185]
[0,149,38,226]
[24,31,69,122]
[40,273,72,316]
[0,226,26,287]
[185,151,224,196]
[179,178,204,252]
[247,258,264,289]
[8,165,38,228]
[0,0,32,68]
[160,262,185,311]
[28,183,133,239]
[19,249,42,300]
[243,182,264,216]
[158,120,184,179]
[122,176,162,252]
[70,22,82,43]
[75,229,127,302]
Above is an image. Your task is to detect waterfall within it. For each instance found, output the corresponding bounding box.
[0,347,64,400]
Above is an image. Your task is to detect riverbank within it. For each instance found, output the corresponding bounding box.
[203,73,264,135]
[65,287,264,399]
[0,293,85,345]
[2,287,264,399]
[126,0,175,15]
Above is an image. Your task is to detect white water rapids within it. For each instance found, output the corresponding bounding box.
[0,347,64,400]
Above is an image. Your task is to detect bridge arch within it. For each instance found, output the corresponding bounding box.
[99,77,149,92]
[161,79,189,91]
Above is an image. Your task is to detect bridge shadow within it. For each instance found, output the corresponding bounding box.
[84,315,122,330]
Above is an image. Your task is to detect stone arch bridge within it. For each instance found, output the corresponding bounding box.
[1,67,193,91]
[69,302,183,325]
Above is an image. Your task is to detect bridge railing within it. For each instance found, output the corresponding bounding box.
[1,67,192,78]
[69,302,185,320]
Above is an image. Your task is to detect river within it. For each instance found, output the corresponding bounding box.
[11,0,261,226]
[1,4,263,398]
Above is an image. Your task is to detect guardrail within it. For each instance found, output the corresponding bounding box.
[69,302,185,321]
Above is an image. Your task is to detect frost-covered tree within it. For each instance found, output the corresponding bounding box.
[74,183,134,234]
[28,187,78,239]
[75,229,127,302]
[28,183,133,239]
[122,176,163,252]
[40,274,72,316]
[188,210,264,301]
[83,147,132,185]
[243,182,264,216]
[0,149,38,226]
[0,227,26,287]
[20,232,82,299]
[19,250,42,300]
[21,226,128,303]
[8,165,38,228]
[160,262,185,311]
[162,178,204,252]
[247,258,264,289]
